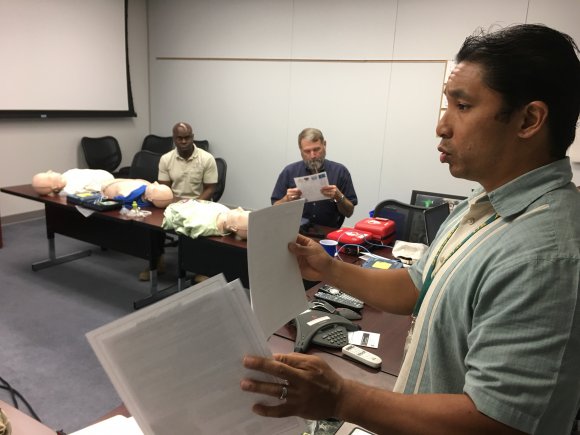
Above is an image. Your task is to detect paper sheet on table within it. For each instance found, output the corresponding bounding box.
[70,415,143,435]
[293,171,329,202]
[248,200,309,336]
[86,275,305,435]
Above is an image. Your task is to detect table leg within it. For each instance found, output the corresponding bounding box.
[133,283,179,310]
[132,234,179,310]
[32,233,92,271]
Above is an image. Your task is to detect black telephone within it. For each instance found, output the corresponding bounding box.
[293,309,360,353]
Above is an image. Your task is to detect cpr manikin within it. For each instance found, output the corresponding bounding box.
[61,169,115,195]
[163,200,250,240]
[31,170,174,208]
[31,171,67,195]
[100,179,174,208]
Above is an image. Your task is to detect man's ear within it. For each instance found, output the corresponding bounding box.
[518,101,548,139]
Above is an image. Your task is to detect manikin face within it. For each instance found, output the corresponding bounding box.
[221,207,250,239]
[144,182,173,208]
[436,61,524,192]
[299,139,326,172]
[32,171,66,195]
[173,124,195,158]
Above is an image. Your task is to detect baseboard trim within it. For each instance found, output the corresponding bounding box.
[2,210,45,225]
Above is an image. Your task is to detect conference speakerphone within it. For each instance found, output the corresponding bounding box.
[293,309,360,353]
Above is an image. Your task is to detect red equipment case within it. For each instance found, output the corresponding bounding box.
[354,217,396,241]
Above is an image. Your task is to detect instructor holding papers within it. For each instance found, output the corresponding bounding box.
[271,128,358,228]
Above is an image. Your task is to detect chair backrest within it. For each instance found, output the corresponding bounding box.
[194,139,210,152]
[81,136,122,173]
[212,157,227,202]
[373,199,427,244]
[141,134,174,155]
[129,150,162,183]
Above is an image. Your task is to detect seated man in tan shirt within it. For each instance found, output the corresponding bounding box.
[158,122,218,200]
[141,122,219,281]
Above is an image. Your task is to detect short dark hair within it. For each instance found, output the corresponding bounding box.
[456,24,580,158]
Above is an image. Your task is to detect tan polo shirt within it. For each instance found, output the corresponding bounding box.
[158,147,218,198]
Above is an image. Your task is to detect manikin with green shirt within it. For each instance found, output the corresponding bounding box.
[240,24,580,434]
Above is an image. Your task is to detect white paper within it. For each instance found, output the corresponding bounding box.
[348,331,380,349]
[70,416,143,435]
[248,200,309,336]
[293,172,329,202]
[87,275,305,435]
[74,205,96,217]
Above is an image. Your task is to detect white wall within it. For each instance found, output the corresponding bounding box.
[147,0,580,226]
[0,0,150,218]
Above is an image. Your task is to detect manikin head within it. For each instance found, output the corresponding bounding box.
[32,171,66,195]
[144,182,174,208]
[216,207,250,240]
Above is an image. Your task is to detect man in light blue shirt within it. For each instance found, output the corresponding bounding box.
[241,24,580,434]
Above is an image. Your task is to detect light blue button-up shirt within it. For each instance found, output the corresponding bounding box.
[400,158,580,434]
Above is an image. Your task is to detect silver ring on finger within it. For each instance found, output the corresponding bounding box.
[279,385,288,400]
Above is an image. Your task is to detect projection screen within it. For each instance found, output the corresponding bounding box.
[0,0,135,118]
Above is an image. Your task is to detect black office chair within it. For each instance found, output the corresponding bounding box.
[373,199,427,244]
[141,134,174,155]
[212,157,227,202]
[194,139,210,152]
[81,136,129,177]
[129,150,162,183]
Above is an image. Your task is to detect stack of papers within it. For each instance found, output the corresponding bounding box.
[87,276,305,435]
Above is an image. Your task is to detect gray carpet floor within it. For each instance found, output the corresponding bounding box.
[0,217,180,433]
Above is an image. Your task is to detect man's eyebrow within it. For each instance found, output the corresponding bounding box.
[445,87,470,100]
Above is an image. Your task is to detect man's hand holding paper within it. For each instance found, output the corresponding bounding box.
[293,172,329,202]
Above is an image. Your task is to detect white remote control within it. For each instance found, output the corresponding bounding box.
[342,344,382,369]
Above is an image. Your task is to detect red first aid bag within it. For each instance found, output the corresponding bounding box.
[354,217,396,241]
[326,227,373,245]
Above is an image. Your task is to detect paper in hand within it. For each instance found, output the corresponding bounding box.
[293,172,329,202]
[87,275,305,435]
[248,200,309,336]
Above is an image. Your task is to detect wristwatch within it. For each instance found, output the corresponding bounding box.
[333,193,345,204]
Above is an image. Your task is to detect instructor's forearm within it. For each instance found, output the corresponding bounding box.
[335,381,524,435]
[325,263,417,315]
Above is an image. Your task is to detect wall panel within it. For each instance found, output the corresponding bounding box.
[291,0,397,59]
[393,0,529,59]
[148,0,293,58]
